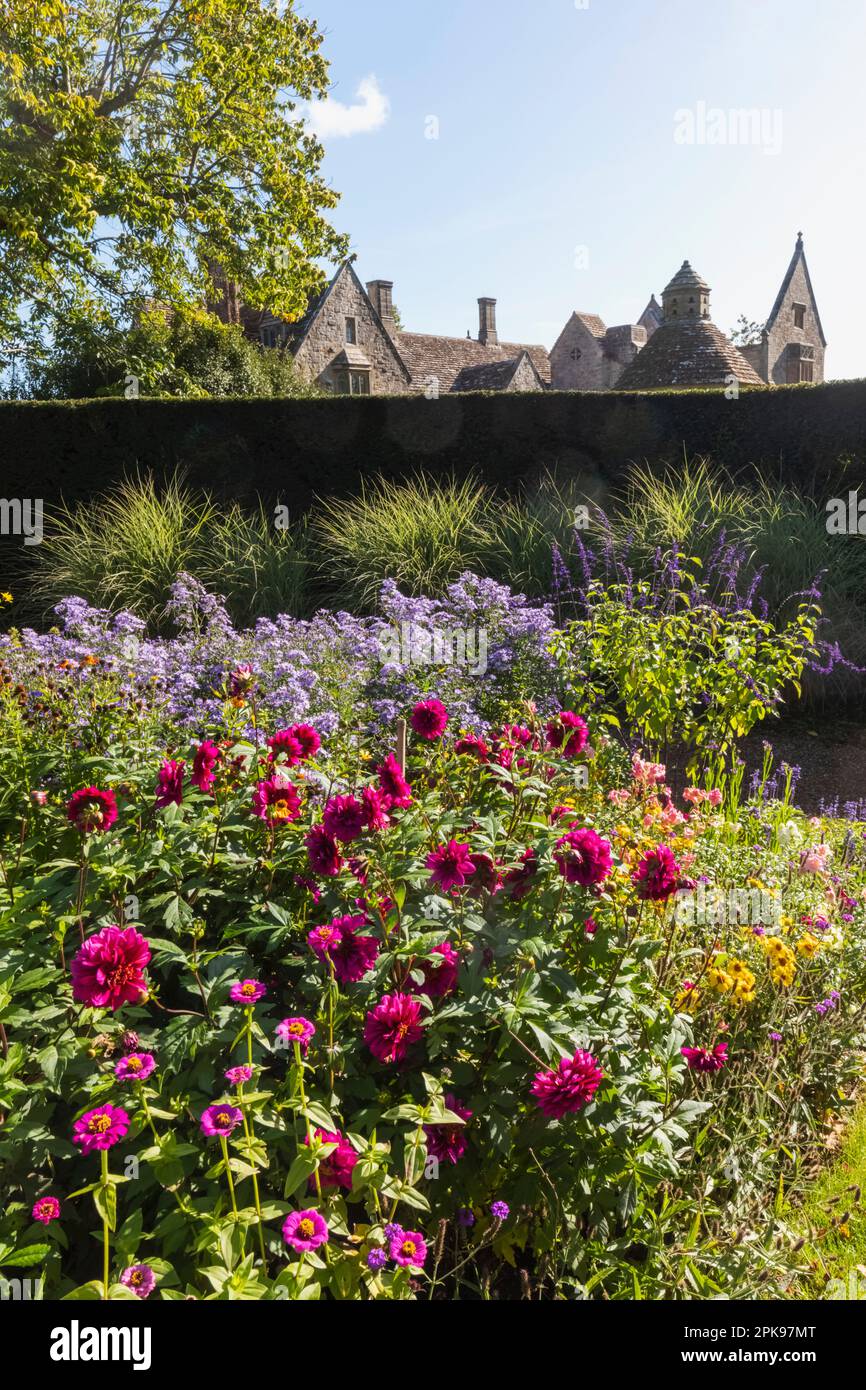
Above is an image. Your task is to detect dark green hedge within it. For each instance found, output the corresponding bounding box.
[1,379,865,525]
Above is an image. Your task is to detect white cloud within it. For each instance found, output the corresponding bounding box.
[306,75,390,140]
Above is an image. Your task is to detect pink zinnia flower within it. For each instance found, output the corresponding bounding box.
[70,925,150,1011]
[410,698,448,740]
[361,785,390,831]
[546,711,589,758]
[73,1103,129,1154]
[191,740,221,793]
[309,915,379,984]
[364,993,424,1063]
[632,844,681,901]
[32,1196,61,1224]
[66,786,117,834]
[553,827,612,887]
[426,839,475,892]
[424,1094,472,1165]
[323,794,366,842]
[120,1264,157,1299]
[155,759,184,808]
[283,1209,329,1252]
[277,1016,316,1053]
[411,941,459,998]
[225,1065,254,1086]
[266,729,304,766]
[390,1230,427,1268]
[200,1103,243,1137]
[305,1128,358,1190]
[531,1049,604,1119]
[114,1051,156,1082]
[251,776,301,826]
[681,1043,728,1073]
[306,824,343,877]
[377,753,412,809]
[230,979,267,1004]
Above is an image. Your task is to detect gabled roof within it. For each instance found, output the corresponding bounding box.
[396,332,550,392]
[450,350,546,393]
[766,233,827,347]
[615,319,765,390]
[638,294,664,329]
[573,312,607,338]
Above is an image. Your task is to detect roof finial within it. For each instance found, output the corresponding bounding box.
[797,230,803,245]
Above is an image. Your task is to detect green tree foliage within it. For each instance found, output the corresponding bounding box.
[0,0,348,354]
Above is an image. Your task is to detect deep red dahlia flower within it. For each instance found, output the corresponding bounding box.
[305,1127,358,1190]
[410,698,448,740]
[376,753,412,809]
[632,843,681,900]
[364,992,424,1063]
[323,794,366,842]
[66,786,118,834]
[553,827,612,887]
[305,824,343,877]
[424,1093,472,1165]
[426,840,475,892]
[155,759,184,808]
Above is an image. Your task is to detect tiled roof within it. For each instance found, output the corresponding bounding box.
[574,313,607,338]
[765,234,827,346]
[450,351,546,393]
[615,319,765,390]
[662,260,711,295]
[396,332,550,392]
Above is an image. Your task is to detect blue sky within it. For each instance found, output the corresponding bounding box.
[299,0,866,379]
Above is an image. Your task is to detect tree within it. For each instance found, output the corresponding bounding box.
[24,305,321,398]
[729,314,765,346]
[0,0,348,358]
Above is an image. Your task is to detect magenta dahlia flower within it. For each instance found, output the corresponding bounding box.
[323,794,366,842]
[412,941,459,998]
[305,824,343,877]
[266,728,304,766]
[230,978,267,1005]
[410,698,448,740]
[200,1103,243,1137]
[632,844,681,900]
[277,1016,316,1053]
[681,1043,728,1073]
[424,1094,472,1165]
[155,759,184,808]
[114,1051,156,1082]
[289,723,322,760]
[305,1128,358,1190]
[120,1264,156,1299]
[505,847,538,901]
[251,776,301,826]
[361,785,390,831]
[531,1049,604,1119]
[66,786,117,834]
[426,839,475,892]
[377,753,412,809]
[31,1196,61,1224]
[283,1208,329,1252]
[309,915,379,984]
[554,827,612,887]
[225,1064,254,1086]
[73,1103,130,1154]
[364,992,425,1063]
[468,851,502,895]
[546,711,589,758]
[389,1229,427,1268]
[191,740,221,793]
[454,733,490,762]
[70,925,150,1011]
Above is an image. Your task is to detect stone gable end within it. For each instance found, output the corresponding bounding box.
[293,268,411,394]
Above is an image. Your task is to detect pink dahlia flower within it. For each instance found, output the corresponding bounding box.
[377,753,412,809]
[120,1264,157,1299]
[283,1208,329,1252]
[200,1103,243,1137]
[411,941,459,998]
[251,776,301,826]
[364,992,424,1063]
[230,979,267,1004]
[361,785,391,831]
[73,1103,129,1154]
[410,698,448,740]
[66,786,118,834]
[390,1229,427,1268]
[426,839,475,892]
[225,1064,254,1086]
[553,827,612,887]
[32,1196,61,1224]
[114,1051,156,1082]
[531,1049,604,1119]
[305,824,343,877]
[424,1093,472,1165]
[323,794,366,842]
[155,759,184,808]
[632,844,681,900]
[682,1043,728,1073]
[266,728,304,766]
[277,1016,316,1053]
[546,711,589,758]
[191,740,221,793]
[305,1128,358,1190]
[309,915,379,984]
[70,925,150,1011]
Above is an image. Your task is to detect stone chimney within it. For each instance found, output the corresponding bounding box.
[367,280,397,337]
[478,297,498,345]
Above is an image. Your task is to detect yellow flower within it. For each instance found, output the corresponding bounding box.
[0,592,12,603]
[797,933,820,958]
[706,967,734,994]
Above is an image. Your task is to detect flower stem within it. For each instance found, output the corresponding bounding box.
[239,1086,267,1265]
[101,1149,110,1300]
[220,1134,239,1218]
